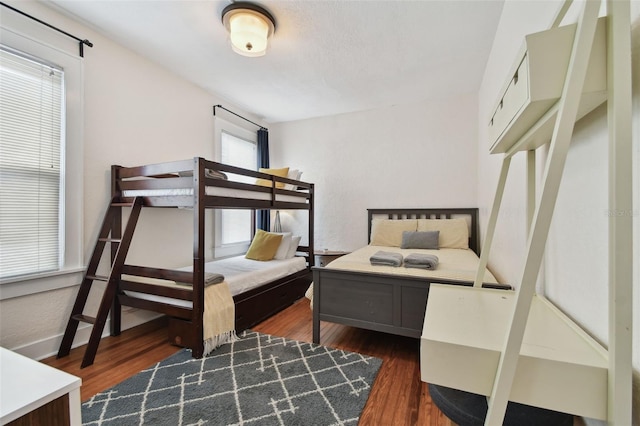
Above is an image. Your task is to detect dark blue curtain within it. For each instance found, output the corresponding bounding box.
[257,128,270,231]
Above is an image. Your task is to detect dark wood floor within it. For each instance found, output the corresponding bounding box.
[43,298,454,425]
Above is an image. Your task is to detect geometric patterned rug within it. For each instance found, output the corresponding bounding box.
[82,330,382,425]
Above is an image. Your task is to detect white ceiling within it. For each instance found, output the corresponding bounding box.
[47,0,505,124]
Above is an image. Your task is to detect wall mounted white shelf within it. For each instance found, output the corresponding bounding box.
[489,17,607,154]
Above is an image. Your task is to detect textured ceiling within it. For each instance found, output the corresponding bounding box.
[47,0,505,123]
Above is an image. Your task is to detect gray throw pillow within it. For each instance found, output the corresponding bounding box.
[401,231,439,249]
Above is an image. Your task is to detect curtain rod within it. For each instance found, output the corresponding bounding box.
[0,2,93,57]
[213,105,267,131]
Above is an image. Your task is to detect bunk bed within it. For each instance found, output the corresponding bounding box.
[311,208,512,344]
[58,157,314,367]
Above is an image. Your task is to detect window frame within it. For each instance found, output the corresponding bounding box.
[0,26,84,300]
[212,117,257,258]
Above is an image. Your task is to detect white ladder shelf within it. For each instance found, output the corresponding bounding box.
[420,1,633,424]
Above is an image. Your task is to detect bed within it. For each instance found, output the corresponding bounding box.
[312,208,511,344]
[108,157,314,358]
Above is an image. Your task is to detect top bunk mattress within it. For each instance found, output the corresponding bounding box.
[325,245,499,285]
[116,159,311,206]
[122,186,306,204]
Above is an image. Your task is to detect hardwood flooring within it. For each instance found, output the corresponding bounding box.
[43,298,454,425]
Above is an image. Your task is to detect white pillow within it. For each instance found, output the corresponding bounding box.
[284,169,302,190]
[273,232,292,260]
[417,219,469,249]
[286,235,301,258]
[370,219,418,247]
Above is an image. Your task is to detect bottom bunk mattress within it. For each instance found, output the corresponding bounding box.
[125,255,307,307]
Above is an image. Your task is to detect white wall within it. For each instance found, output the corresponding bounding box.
[269,94,480,251]
[477,1,640,424]
[0,0,263,359]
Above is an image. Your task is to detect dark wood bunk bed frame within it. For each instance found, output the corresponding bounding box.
[58,157,314,367]
[312,208,511,344]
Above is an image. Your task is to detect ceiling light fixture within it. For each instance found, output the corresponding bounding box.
[222,2,276,57]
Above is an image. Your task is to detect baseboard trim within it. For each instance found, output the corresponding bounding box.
[10,311,162,361]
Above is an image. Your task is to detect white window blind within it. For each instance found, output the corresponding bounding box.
[0,47,64,279]
[220,131,256,245]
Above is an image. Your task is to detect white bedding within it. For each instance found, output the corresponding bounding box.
[325,245,498,284]
[124,255,306,307]
[204,255,306,296]
[122,186,307,204]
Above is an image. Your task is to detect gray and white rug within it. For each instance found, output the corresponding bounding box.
[82,330,382,425]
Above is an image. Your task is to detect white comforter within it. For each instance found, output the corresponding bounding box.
[123,255,306,308]
[325,245,498,284]
[200,256,307,296]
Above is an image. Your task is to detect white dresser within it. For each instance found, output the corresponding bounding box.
[1,347,82,425]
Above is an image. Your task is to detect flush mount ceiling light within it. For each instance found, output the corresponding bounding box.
[222,2,276,57]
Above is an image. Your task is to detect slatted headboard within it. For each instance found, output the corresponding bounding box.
[367,208,480,255]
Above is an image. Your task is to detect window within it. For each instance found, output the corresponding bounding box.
[0,25,83,300]
[0,47,64,279]
[219,131,257,247]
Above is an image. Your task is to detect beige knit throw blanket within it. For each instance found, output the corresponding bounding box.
[120,274,237,355]
[202,280,237,355]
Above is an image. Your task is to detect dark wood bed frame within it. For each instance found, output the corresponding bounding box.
[108,157,314,356]
[312,208,511,344]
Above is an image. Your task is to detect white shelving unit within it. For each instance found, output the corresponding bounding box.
[488,16,607,154]
[420,1,633,425]
[421,285,609,420]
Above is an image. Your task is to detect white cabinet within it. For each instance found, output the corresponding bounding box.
[0,348,82,425]
[488,17,607,154]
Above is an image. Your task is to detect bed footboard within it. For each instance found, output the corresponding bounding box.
[313,268,429,343]
[312,267,510,344]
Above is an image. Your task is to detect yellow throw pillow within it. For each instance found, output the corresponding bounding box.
[256,167,289,189]
[245,230,283,261]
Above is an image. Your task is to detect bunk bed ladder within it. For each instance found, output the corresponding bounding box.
[57,197,143,368]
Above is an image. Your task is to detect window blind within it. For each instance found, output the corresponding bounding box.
[0,47,64,279]
[220,131,256,245]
